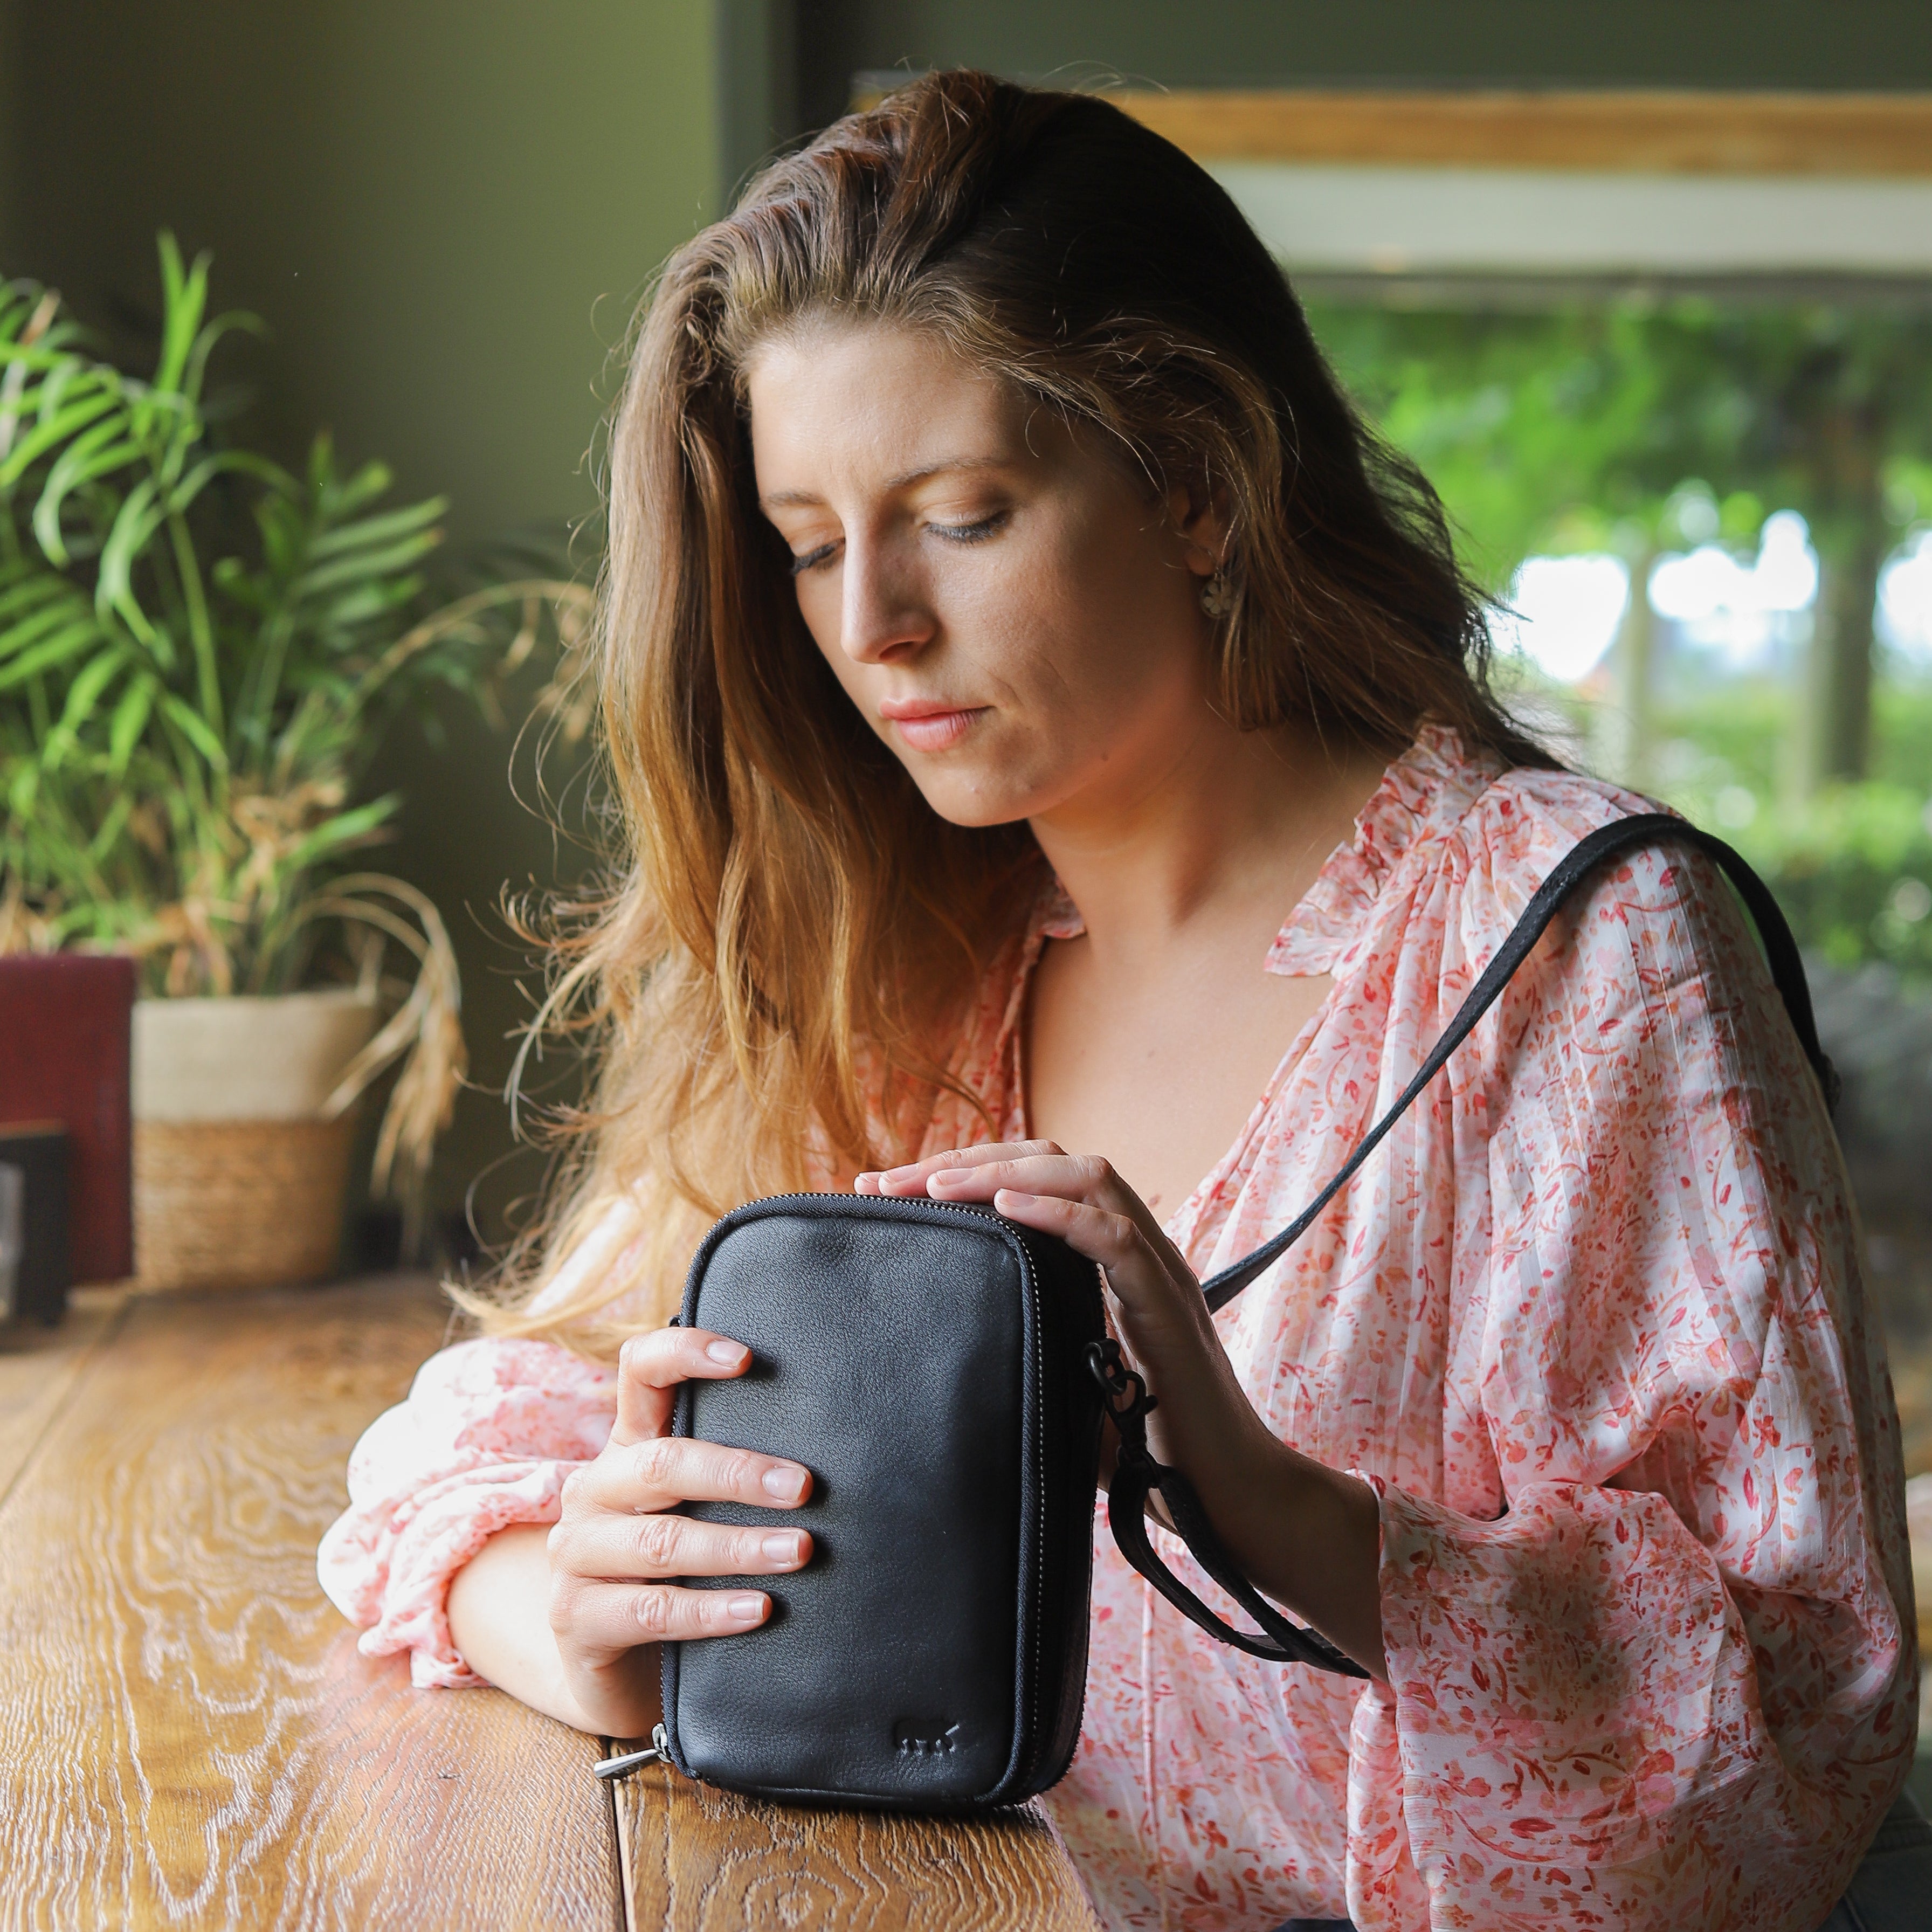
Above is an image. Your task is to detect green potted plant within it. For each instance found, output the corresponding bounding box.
[0,234,590,1288]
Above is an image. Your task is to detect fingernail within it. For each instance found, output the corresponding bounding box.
[726,1593,765,1622]
[762,1465,805,1501]
[997,1189,1039,1206]
[705,1338,746,1365]
[762,1532,801,1563]
[928,1168,964,1187]
[883,1163,919,1181]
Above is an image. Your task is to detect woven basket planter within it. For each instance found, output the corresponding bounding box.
[133,1117,359,1292]
[130,991,379,1294]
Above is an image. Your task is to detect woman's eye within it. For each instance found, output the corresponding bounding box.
[788,542,840,577]
[930,511,1008,544]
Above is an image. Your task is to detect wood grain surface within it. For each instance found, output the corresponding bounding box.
[0,1274,1099,1930]
[611,1757,1099,1932]
[0,1287,127,1503]
[0,1276,619,1931]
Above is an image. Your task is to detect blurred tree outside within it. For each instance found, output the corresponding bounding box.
[1312,301,1748,791]
[1310,295,1932,978]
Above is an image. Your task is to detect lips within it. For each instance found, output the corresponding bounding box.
[878,696,988,753]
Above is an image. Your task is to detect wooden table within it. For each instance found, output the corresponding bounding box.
[0,1278,1100,1930]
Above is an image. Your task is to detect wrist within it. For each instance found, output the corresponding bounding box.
[448,1522,664,1736]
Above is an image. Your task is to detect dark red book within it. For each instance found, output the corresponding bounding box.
[0,955,135,1284]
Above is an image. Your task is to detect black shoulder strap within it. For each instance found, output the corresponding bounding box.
[1093,812,1835,1678]
[1199,812,1835,1315]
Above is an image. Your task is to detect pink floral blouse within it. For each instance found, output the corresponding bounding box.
[320,727,1914,1930]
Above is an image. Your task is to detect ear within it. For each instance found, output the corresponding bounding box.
[1164,471,1233,578]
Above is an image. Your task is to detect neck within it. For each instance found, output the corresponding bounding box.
[1026,706,1393,969]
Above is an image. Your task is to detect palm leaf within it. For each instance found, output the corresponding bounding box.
[0,583,93,659]
[282,794,399,871]
[94,474,168,643]
[148,233,209,403]
[305,494,447,562]
[106,673,157,774]
[0,383,119,491]
[32,416,143,562]
[0,573,67,625]
[38,643,130,767]
[87,789,134,863]
[156,692,227,770]
[182,308,264,410]
[5,760,38,818]
[0,613,109,689]
[296,528,445,597]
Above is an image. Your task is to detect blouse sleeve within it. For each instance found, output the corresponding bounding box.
[316,1201,644,1688]
[1368,792,1916,1929]
[316,1334,617,1687]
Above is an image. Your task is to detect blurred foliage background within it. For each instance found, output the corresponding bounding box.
[1310,296,1932,985]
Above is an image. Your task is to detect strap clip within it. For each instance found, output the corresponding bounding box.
[1087,1337,1154,1431]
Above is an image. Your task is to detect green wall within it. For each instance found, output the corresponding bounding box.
[6,2,716,539]
[1,1,717,1253]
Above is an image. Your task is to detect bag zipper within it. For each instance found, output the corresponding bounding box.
[592,1722,669,1781]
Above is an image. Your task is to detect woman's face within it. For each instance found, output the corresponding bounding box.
[745,320,1225,832]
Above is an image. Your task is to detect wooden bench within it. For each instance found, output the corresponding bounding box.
[0,1278,1099,1929]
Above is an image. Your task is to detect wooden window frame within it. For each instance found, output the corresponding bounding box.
[1109,91,1932,178]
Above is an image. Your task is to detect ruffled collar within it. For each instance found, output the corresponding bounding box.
[1027,723,1500,975]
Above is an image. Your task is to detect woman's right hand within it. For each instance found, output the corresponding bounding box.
[544,1325,814,1738]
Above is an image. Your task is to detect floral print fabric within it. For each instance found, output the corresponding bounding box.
[319,727,1913,1930]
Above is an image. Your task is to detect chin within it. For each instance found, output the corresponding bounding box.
[906,768,1046,832]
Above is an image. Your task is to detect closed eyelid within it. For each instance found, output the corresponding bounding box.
[788,537,841,577]
[926,507,1010,539]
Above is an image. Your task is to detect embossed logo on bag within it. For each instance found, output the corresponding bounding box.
[893,1720,961,1758]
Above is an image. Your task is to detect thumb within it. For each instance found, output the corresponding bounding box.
[608,1326,749,1447]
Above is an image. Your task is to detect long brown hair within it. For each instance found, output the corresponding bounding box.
[465,71,1545,1353]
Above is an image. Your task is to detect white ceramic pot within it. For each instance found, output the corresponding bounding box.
[130,990,381,1292]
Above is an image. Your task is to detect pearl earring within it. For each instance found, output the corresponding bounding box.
[1199,565,1235,619]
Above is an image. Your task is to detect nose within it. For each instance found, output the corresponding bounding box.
[838,538,934,666]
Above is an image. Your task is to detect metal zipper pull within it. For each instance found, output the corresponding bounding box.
[592,1722,670,1781]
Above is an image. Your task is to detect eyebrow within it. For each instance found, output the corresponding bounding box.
[758,454,1011,512]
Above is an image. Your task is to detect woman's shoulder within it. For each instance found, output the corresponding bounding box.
[1425,754,1675,939]
[1266,729,1667,984]
[1413,755,1791,1064]
[1446,757,1659,874]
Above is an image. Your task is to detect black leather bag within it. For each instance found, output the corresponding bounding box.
[661,1192,1108,1809]
[638,815,1836,1812]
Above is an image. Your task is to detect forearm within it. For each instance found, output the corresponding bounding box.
[446,1523,661,1736]
[1095,1295,1388,1676]
[1103,1413,1385,1676]
[1214,1438,1386,1680]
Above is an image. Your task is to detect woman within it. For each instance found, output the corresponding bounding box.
[319,72,1914,1930]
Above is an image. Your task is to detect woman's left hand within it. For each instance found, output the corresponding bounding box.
[857,1140,1388,1679]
